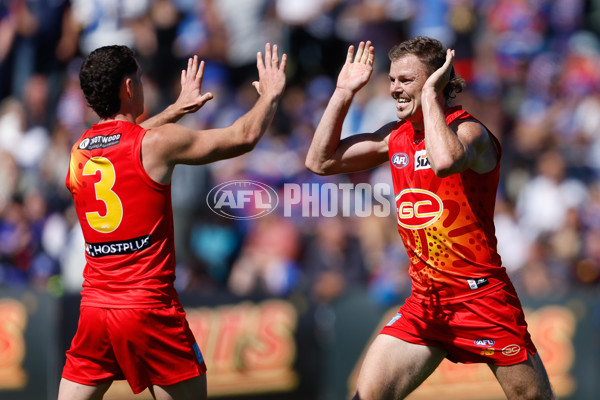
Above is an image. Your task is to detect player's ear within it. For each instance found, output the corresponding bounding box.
[121,77,135,100]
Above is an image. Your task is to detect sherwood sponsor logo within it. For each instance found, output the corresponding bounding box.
[79,133,122,150]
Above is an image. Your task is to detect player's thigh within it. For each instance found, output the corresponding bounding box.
[58,378,112,400]
[150,375,207,400]
[354,334,447,400]
[489,352,555,400]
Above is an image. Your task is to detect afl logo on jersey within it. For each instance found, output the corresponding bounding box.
[391,153,409,169]
[396,188,443,229]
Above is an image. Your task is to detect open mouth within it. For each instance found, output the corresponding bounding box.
[393,93,410,105]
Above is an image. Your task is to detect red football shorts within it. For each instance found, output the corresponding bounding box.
[380,284,537,365]
[62,304,207,394]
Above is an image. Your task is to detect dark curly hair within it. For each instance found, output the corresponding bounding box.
[79,45,138,119]
[388,36,465,101]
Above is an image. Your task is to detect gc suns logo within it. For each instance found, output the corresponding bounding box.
[78,134,121,150]
[395,188,443,229]
[502,344,521,356]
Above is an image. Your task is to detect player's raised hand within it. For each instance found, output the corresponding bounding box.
[423,48,455,95]
[174,55,214,114]
[252,43,287,98]
[336,41,375,94]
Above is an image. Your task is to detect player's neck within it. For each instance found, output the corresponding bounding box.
[409,100,449,134]
[411,123,424,134]
[99,112,136,125]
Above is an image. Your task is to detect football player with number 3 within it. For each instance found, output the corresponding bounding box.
[59,44,286,400]
[305,36,555,400]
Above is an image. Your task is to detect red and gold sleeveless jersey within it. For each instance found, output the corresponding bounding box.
[388,106,509,304]
[66,120,179,308]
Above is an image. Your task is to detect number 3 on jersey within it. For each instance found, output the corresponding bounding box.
[83,157,123,233]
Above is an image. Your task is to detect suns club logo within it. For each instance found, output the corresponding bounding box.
[396,188,443,229]
[207,180,279,220]
[391,153,409,169]
[502,344,521,356]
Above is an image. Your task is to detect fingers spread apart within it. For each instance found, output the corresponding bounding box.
[347,41,375,65]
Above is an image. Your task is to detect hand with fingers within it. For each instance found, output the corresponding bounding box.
[336,40,375,94]
[252,43,287,99]
[173,55,214,114]
[423,48,455,95]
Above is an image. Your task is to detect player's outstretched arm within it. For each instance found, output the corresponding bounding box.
[140,55,214,129]
[305,41,389,175]
[142,43,287,184]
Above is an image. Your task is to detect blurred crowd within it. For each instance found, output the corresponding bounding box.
[1,0,600,308]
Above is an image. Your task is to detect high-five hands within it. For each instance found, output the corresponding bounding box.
[175,55,214,114]
[252,43,287,98]
[336,40,375,94]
